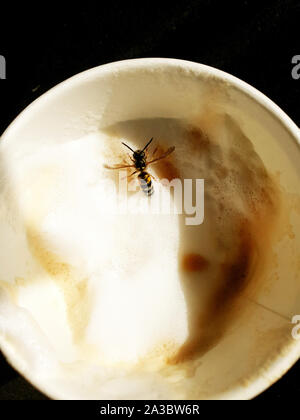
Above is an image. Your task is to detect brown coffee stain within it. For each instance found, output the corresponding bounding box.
[169,222,256,365]
[181,253,209,272]
[214,164,229,180]
[0,280,18,301]
[189,127,211,152]
[26,225,91,345]
[14,277,32,287]
[0,277,34,302]
[165,115,281,367]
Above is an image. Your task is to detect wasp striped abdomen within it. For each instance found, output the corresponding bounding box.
[138,171,154,196]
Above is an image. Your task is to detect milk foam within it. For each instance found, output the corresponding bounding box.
[0,112,278,398]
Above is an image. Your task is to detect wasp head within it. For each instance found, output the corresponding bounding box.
[133,150,145,160]
[122,138,153,160]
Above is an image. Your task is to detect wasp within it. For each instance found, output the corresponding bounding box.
[104,138,175,196]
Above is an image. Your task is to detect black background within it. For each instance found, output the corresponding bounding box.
[0,0,299,400]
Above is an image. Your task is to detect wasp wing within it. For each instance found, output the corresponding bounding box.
[147,146,175,165]
[104,163,136,170]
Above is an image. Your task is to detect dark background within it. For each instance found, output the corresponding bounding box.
[0,0,299,400]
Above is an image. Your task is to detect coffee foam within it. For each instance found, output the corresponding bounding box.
[0,110,280,397]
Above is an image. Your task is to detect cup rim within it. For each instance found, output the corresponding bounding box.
[1,57,300,400]
[2,57,300,146]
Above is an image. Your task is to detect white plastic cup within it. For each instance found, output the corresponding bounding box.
[0,58,299,400]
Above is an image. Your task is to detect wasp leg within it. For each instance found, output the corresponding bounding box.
[152,147,158,157]
[121,170,138,181]
[128,154,135,163]
[128,170,138,179]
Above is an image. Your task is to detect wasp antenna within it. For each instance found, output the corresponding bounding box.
[122,142,135,152]
[142,137,153,152]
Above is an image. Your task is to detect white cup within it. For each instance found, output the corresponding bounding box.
[0,58,299,400]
